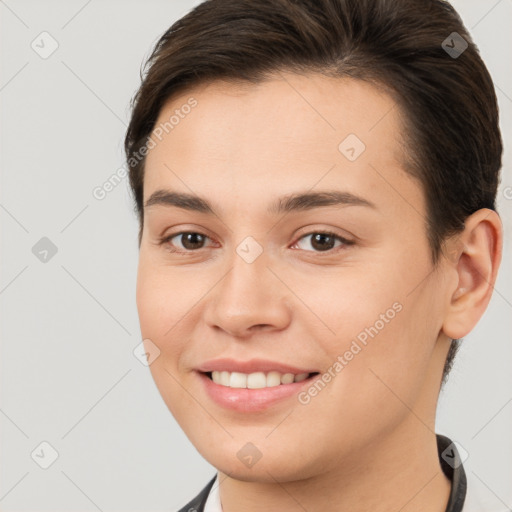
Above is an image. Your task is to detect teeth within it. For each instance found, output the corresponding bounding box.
[280,373,295,384]
[230,372,247,388]
[210,370,312,388]
[220,371,230,386]
[266,371,281,387]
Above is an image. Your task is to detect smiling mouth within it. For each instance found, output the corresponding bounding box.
[203,370,320,389]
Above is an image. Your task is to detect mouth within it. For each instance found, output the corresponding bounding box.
[196,358,322,411]
[201,370,321,389]
[198,369,321,412]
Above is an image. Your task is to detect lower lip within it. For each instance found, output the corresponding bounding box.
[197,371,318,412]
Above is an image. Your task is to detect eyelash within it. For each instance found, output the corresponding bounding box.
[158,230,354,256]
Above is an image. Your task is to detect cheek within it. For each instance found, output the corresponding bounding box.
[292,303,434,463]
[291,259,436,406]
[286,263,399,341]
[135,263,192,385]
[334,283,441,421]
[136,259,202,340]
[135,262,197,420]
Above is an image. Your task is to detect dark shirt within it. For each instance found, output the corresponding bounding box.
[177,433,467,512]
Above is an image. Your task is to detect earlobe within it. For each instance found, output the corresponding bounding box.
[442,208,502,340]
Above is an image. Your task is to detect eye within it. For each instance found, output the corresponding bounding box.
[291,231,353,253]
[159,231,214,253]
[158,230,353,255]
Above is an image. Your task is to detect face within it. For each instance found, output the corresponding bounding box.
[137,73,452,481]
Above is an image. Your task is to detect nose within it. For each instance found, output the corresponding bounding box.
[203,247,292,339]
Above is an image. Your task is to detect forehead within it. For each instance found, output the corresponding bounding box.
[143,72,422,221]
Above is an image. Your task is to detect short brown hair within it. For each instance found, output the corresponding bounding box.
[124,0,502,384]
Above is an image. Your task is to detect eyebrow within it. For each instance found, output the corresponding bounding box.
[144,189,377,215]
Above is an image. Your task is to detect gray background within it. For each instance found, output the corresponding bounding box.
[1,1,511,510]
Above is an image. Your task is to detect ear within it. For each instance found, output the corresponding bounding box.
[441,208,503,340]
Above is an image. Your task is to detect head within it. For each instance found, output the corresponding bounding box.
[125,0,502,481]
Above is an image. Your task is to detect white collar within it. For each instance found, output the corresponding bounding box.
[203,474,223,512]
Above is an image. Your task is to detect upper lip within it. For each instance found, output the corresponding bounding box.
[197,358,318,375]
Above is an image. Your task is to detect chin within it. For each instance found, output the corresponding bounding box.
[197,440,322,484]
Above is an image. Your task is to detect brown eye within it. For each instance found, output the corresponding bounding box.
[293,232,353,253]
[160,232,211,252]
[179,232,206,250]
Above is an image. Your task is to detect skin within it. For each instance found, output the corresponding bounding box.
[136,72,502,511]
